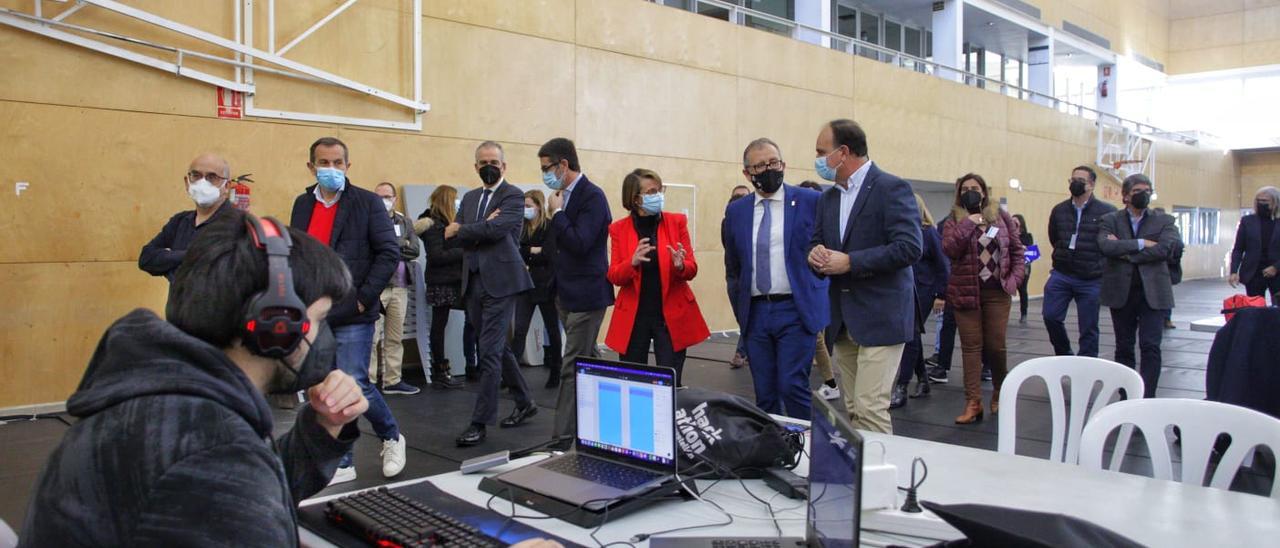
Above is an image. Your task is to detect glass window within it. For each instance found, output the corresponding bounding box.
[926,31,933,58]
[905,27,922,57]
[834,5,857,38]
[1172,206,1219,246]
[885,20,902,52]
[743,0,794,36]
[860,12,880,60]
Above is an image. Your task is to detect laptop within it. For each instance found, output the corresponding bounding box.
[649,391,862,548]
[494,357,678,509]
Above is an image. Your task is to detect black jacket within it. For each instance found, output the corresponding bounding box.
[19,309,356,547]
[1230,214,1280,284]
[520,222,556,302]
[290,182,399,326]
[138,200,234,280]
[1207,306,1280,420]
[418,214,463,288]
[1046,197,1117,280]
[387,210,422,286]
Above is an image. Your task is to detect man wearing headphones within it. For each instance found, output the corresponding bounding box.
[20,210,366,546]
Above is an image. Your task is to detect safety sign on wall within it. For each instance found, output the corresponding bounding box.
[217,87,243,119]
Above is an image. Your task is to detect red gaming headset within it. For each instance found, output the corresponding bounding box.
[240,215,310,358]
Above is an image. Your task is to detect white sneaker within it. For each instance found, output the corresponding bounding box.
[818,384,841,401]
[382,434,407,478]
[328,465,357,487]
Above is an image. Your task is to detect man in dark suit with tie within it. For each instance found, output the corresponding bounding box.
[538,138,614,439]
[725,138,829,419]
[808,120,922,433]
[445,141,537,446]
[1099,174,1181,398]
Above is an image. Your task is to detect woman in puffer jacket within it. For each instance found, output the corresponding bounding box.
[941,173,1025,425]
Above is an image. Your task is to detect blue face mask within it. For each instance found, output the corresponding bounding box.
[316,167,346,192]
[814,150,842,182]
[523,207,537,220]
[543,167,563,190]
[640,192,664,215]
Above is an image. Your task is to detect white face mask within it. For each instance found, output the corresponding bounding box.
[187,177,223,208]
[382,197,395,212]
[523,207,537,221]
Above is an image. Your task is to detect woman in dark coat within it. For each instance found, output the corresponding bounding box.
[510,190,563,388]
[1011,213,1035,323]
[414,185,468,389]
[891,193,950,409]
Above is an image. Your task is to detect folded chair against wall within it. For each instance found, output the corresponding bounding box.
[1079,398,1280,499]
[998,356,1144,465]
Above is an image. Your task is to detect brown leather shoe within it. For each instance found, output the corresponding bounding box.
[990,391,1001,415]
[955,399,984,424]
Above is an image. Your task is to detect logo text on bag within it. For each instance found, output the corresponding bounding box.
[675,402,724,455]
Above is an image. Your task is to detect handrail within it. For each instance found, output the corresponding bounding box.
[685,0,1201,146]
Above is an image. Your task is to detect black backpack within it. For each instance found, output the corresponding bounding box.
[674,387,803,478]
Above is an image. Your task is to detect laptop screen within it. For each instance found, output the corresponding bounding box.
[807,394,862,548]
[575,359,676,469]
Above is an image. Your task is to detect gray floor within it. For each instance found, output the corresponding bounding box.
[0,278,1265,533]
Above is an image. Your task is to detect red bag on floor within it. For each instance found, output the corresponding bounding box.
[1223,294,1267,322]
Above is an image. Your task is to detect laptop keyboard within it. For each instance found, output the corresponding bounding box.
[541,454,661,491]
[711,541,785,548]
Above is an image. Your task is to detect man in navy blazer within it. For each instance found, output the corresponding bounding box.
[290,137,404,483]
[808,120,922,433]
[539,138,615,439]
[725,138,829,419]
[1230,186,1280,304]
[445,141,537,447]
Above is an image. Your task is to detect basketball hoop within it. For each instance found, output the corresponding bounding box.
[1111,160,1142,170]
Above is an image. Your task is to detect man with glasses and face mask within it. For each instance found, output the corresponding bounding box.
[1099,174,1181,398]
[1043,166,1117,357]
[22,210,366,547]
[724,138,828,419]
[138,152,236,280]
[369,182,422,395]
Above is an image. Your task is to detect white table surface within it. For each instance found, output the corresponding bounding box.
[300,431,1280,548]
[1190,315,1226,333]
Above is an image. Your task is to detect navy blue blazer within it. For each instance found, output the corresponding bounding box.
[808,164,922,346]
[1230,214,1280,284]
[724,184,829,335]
[914,225,950,301]
[290,181,399,327]
[549,176,615,312]
[454,180,534,299]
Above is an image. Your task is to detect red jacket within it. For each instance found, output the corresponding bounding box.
[604,213,710,354]
[942,207,1026,310]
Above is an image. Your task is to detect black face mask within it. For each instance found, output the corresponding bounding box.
[961,190,983,214]
[478,164,502,186]
[1069,178,1088,197]
[1258,202,1272,218]
[1130,191,1151,210]
[750,169,784,195]
[267,322,335,395]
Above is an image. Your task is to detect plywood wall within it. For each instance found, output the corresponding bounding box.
[0,0,1240,408]
[1165,0,1280,73]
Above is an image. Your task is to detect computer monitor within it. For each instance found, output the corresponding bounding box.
[574,357,677,473]
[807,392,863,548]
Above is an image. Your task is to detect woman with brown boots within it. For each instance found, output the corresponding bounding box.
[941,174,1025,424]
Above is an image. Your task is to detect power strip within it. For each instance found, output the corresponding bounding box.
[862,507,963,541]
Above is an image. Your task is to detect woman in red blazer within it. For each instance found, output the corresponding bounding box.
[605,168,710,385]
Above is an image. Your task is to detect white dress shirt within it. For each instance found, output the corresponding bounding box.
[837,160,874,240]
[751,189,792,296]
[560,173,584,211]
[313,185,342,208]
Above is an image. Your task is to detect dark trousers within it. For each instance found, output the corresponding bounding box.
[1042,270,1102,357]
[465,277,533,425]
[552,306,607,438]
[511,294,563,370]
[1017,265,1031,319]
[1109,285,1166,399]
[621,317,687,386]
[1245,272,1280,304]
[429,305,477,367]
[938,303,957,369]
[745,298,816,420]
[896,289,935,387]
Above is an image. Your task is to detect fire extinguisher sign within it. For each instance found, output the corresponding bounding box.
[216,87,243,119]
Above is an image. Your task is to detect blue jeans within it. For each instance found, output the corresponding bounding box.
[745,299,816,420]
[1041,270,1102,357]
[334,323,400,467]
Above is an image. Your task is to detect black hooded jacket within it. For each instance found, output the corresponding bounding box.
[19,309,357,547]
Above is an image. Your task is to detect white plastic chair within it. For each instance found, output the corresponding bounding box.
[998,356,1144,464]
[1079,399,1280,498]
[0,518,16,548]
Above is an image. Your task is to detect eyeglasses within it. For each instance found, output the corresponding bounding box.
[188,171,228,185]
[476,160,502,168]
[745,159,784,175]
[540,159,563,173]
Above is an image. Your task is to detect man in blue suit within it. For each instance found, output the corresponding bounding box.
[445,141,537,447]
[808,120,922,433]
[725,138,829,419]
[539,138,615,439]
